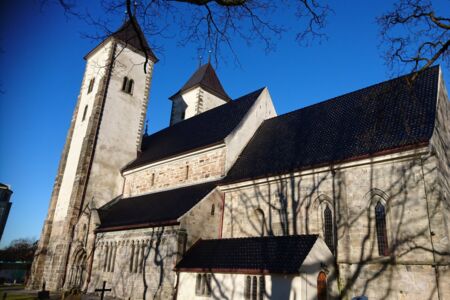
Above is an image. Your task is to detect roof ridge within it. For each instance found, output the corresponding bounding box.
[270,65,440,122]
[143,87,265,141]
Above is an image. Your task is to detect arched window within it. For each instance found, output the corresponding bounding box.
[127,79,134,94]
[129,243,134,273]
[251,276,257,300]
[107,244,113,272]
[87,78,95,94]
[103,244,109,272]
[185,165,190,180]
[206,274,212,296]
[375,201,389,256]
[82,105,88,122]
[122,77,128,91]
[211,204,215,216]
[244,276,251,300]
[195,274,202,295]
[151,173,155,186]
[111,245,117,272]
[258,276,265,300]
[324,206,334,253]
[134,242,140,273]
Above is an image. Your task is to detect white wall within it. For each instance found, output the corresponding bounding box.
[84,42,154,208]
[53,41,113,222]
[224,87,276,172]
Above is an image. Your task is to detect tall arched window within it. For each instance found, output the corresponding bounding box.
[103,244,109,272]
[206,274,212,296]
[244,276,251,300]
[111,245,117,272]
[211,204,215,216]
[82,105,88,122]
[87,78,95,94]
[122,77,128,91]
[375,201,389,256]
[195,274,202,295]
[129,243,134,272]
[251,276,257,300]
[317,271,327,300]
[127,79,134,94]
[324,206,334,253]
[258,276,265,300]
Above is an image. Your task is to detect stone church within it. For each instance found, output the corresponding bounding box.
[29,18,450,300]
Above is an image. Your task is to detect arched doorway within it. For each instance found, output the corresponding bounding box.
[317,271,327,300]
[69,248,87,289]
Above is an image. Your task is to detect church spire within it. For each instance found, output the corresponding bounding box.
[84,15,158,63]
[169,62,230,101]
[168,63,230,125]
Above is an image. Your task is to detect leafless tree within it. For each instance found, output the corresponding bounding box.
[378,0,450,80]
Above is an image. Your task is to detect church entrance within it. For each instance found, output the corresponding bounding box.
[68,248,87,290]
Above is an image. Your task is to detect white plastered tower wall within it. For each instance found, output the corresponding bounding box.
[28,33,156,292]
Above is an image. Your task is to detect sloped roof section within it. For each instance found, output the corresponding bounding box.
[170,63,230,100]
[225,66,439,183]
[175,235,319,274]
[113,17,158,62]
[97,181,218,231]
[85,17,158,62]
[123,88,264,171]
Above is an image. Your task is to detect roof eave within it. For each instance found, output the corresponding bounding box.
[84,36,158,63]
[95,220,180,233]
[173,267,299,275]
[223,141,431,185]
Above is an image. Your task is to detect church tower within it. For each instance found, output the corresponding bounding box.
[29,17,157,291]
[169,62,230,125]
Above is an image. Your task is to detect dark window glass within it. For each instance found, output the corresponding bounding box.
[258,276,265,300]
[251,276,257,300]
[103,245,109,272]
[206,274,212,296]
[87,78,95,94]
[195,274,202,295]
[317,272,327,300]
[375,201,389,256]
[211,204,215,216]
[127,79,134,94]
[82,105,88,122]
[244,276,251,300]
[122,77,128,91]
[324,206,334,253]
[129,244,134,272]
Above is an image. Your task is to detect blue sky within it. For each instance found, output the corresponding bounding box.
[0,1,448,247]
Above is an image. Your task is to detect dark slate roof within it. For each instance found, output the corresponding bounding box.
[85,17,157,62]
[123,88,264,171]
[224,66,440,183]
[97,181,218,231]
[175,235,319,274]
[113,17,158,62]
[170,63,230,100]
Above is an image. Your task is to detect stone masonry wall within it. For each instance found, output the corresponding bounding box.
[88,226,181,300]
[123,146,226,197]
[221,148,446,300]
[179,188,224,249]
